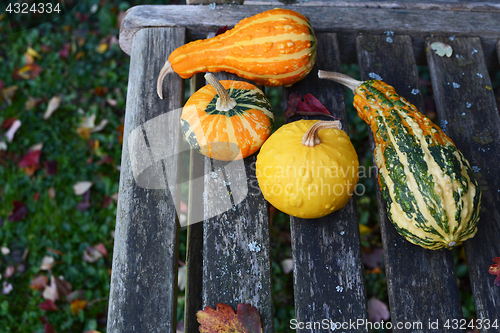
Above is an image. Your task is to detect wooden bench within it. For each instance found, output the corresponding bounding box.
[107,1,500,332]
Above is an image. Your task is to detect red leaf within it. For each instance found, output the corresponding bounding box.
[39,300,59,311]
[493,257,500,264]
[30,275,49,290]
[1,117,17,130]
[8,200,27,222]
[75,12,90,22]
[77,190,92,211]
[215,26,230,36]
[12,64,43,80]
[0,79,4,91]
[495,275,500,287]
[197,303,262,333]
[44,160,58,175]
[59,44,70,59]
[18,149,41,167]
[284,92,337,122]
[44,323,55,333]
[489,264,500,276]
[94,86,108,96]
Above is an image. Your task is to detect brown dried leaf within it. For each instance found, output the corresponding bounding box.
[197,303,262,333]
[12,64,43,80]
[30,274,49,290]
[83,246,103,263]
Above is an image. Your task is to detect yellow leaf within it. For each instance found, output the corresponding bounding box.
[27,47,41,59]
[70,299,87,315]
[24,53,35,65]
[359,224,372,235]
[75,51,85,60]
[96,43,108,54]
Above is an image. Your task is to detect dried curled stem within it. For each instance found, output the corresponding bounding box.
[204,73,237,111]
[301,120,342,147]
[318,70,363,92]
[157,60,174,99]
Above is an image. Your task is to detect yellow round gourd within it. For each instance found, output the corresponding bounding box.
[256,119,359,219]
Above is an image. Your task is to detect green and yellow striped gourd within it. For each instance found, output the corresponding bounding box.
[319,71,481,250]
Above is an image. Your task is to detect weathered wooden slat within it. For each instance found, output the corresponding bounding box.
[283,33,368,332]
[107,27,185,333]
[201,71,273,332]
[426,36,500,333]
[119,5,500,70]
[184,73,207,332]
[244,0,500,12]
[356,35,464,333]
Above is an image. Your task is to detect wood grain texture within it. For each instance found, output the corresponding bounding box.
[356,35,463,332]
[201,71,273,332]
[426,36,500,333]
[118,5,500,70]
[107,28,185,333]
[283,33,368,332]
[244,0,500,12]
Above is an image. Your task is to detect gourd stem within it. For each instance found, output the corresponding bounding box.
[318,70,363,93]
[157,60,174,99]
[301,120,342,147]
[205,73,238,111]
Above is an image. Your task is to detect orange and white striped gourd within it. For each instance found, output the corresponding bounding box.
[157,8,317,98]
[181,73,274,161]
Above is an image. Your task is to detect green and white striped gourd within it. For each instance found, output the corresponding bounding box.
[319,71,481,250]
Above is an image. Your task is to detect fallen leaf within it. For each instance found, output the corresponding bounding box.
[106,98,117,107]
[25,96,42,110]
[12,63,43,80]
[281,258,293,274]
[8,200,27,222]
[2,281,13,295]
[40,256,55,270]
[4,119,21,142]
[39,299,59,311]
[367,296,390,322]
[71,299,87,315]
[101,195,112,208]
[44,160,58,175]
[215,26,230,36]
[94,86,108,96]
[197,303,262,333]
[41,45,52,53]
[96,43,108,54]
[26,47,41,59]
[77,189,92,211]
[30,275,49,290]
[75,12,90,22]
[284,92,337,122]
[77,115,96,139]
[489,257,500,286]
[0,79,3,91]
[73,181,93,196]
[1,247,9,255]
[75,51,85,60]
[117,124,124,145]
[430,42,453,57]
[1,117,17,129]
[2,85,18,105]
[83,245,103,263]
[92,118,108,133]
[18,148,41,167]
[44,323,55,333]
[4,265,15,279]
[43,96,62,119]
[94,243,108,258]
[59,44,70,59]
[362,248,384,269]
[42,274,72,301]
